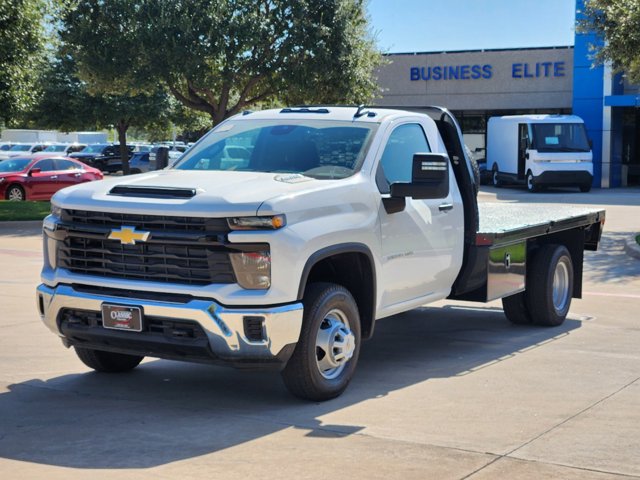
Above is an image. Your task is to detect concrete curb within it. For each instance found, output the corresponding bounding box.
[624,235,640,260]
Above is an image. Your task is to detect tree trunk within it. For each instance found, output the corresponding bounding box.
[116,120,130,175]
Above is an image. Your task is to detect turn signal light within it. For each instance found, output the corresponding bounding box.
[228,215,286,231]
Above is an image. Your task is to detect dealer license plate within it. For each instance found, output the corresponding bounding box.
[101,304,143,332]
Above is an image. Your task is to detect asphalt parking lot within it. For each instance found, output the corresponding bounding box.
[1,186,639,479]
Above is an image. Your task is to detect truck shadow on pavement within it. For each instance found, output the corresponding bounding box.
[0,306,582,469]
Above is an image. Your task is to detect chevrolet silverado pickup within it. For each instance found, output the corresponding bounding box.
[37,106,605,401]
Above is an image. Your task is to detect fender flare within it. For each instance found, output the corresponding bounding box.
[296,242,376,300]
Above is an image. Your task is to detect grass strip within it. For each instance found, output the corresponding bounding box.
[0,201,50,222]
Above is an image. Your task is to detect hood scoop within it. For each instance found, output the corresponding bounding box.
[109,185,197,199]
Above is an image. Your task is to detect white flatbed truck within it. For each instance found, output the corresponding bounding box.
[37,106,605,400]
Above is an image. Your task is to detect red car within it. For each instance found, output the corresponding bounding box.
[0,156,103,201]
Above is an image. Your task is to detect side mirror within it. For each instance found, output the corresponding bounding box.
[29,168,41,176]
[390,153,449,200]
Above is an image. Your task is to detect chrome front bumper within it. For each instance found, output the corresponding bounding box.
[36,284,303,367]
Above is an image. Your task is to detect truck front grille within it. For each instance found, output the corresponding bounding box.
[56,210,238,286]
[61,209,229,234]
[58,237,235,285]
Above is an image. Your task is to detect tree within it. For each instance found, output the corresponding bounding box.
[25,53,172,174]
[579,0,640,83]
[0,0,48,125]
[62,0,383,127]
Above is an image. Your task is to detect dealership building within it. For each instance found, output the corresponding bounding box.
[374,3,639,188]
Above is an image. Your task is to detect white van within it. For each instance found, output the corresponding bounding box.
[487,115,593,192]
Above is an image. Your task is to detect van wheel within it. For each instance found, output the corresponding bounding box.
[526,171,539,192]
[74,347,144,372]
[281,283,361,401]
[525,245,573,326]
[492,165,501,187]
[580,184,591,193]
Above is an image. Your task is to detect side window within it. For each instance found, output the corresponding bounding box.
[34,159,55,172]
[32,145,44,153]
[377,123,431,193]
[55,159,79,170]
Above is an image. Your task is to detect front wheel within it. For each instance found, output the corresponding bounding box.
[6,185,25,201]
[526,171,540,193]
[579,184,591,193]
[281,283,361,401]
[74,347,143,372]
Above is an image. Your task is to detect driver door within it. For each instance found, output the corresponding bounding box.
[376,122,463,312]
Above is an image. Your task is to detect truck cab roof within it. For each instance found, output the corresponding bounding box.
[235,106,425,124]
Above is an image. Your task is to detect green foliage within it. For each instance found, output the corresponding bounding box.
[62,0,384,126]
[579,0,640,83]
[0,0,49,125]
[0,201,51,222]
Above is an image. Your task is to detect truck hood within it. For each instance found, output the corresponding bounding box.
[52,169,342,217]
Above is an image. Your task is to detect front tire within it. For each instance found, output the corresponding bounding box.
[281,283,361,401]
[580,184,591,193]
[74,347,143,372]
[6,184,25,201]
[526,171,539,192]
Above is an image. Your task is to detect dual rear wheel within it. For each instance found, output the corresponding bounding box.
[503,244,574,327]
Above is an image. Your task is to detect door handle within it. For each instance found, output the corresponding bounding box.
[74,173,82,177]
[50,175,58,179]
[439,203,453,212]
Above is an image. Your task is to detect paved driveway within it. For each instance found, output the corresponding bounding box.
[0,187,639,479]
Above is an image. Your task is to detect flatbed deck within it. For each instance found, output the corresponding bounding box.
[477,203,605,245]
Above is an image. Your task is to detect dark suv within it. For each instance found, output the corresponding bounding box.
[70,144,135,173]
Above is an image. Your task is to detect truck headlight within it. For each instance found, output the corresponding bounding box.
[228,215,286,230]
[229,251,271,289]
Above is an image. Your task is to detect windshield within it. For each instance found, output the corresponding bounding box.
[9,145,31,152]
[174,120,378,179]
[81,144,108,153]
[531,123,590,152]
[43,145,66,152]
[0,158,31,172]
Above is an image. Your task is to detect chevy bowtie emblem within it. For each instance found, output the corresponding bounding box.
[108,226,151,245]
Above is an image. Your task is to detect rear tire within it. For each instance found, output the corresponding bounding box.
[74,347,143,372]
[492,165,501,187]
[281,283,361,401]
[525,245,573,326]
[502,292,532,325]
[579,184,591,193]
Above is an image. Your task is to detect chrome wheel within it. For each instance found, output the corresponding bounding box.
[315,308,356,380]
[492,167,499,187]
[552,259,570,313]
[7,186,24,201]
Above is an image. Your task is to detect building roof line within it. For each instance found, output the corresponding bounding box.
[384,45,574,56]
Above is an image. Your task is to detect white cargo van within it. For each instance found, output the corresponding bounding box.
[487,115,593,192]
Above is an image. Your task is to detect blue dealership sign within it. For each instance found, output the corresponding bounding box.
[410,61,566,81]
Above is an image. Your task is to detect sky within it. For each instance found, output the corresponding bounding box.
[367,0,577,53]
